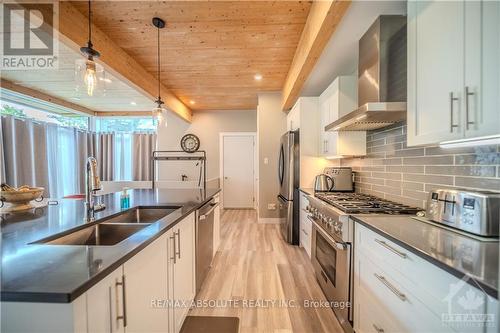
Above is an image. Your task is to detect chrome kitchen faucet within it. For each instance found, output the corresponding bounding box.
[84,157,106,222]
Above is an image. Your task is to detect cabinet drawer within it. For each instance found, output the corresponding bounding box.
[356,223,480,318]
[355,284,405,333]
[355,223,497,332]
[357,252,454,333]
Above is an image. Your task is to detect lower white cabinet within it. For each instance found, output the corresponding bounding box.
[299,192,312,258]
[123,233,169,332]
[2,213,197,333]
[354,222,498,333]
[170,213,196,333]
[87,267,125,333]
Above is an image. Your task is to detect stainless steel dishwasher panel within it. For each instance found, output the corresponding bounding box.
[196,199,217,292]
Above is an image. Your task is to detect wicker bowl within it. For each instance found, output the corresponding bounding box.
[0,187,44,212]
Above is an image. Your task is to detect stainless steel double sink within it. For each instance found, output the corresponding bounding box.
[33,207,180,246]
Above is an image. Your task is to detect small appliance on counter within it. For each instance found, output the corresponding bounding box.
[314,174,334,192]
[426,189,500,237]
[316,167,354,192]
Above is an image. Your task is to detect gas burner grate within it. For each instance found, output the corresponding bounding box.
[315,192,421,215]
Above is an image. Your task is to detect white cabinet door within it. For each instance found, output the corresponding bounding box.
[287,102,300,131]
[407,0,465,146]
[87,267,125,333]
[464,0,500,138]
[318,76,364,157]
[319,95,330,156]
[171,213,196,333]
[123,234,169,333]
[299,193,311,258]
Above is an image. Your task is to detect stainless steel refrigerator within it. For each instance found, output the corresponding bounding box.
[277,130,300,245]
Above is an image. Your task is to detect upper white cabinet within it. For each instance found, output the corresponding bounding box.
[319,76,366,157]
[407,0,500,146]
[286,102,301,131]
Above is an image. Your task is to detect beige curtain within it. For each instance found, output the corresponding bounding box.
[0,116,98,197]
[132,132,156,181]
[97,133,115,181]
[75,130,98,190]
[1,116,50,193]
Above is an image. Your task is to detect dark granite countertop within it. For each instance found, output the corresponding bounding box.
[351,215,499,299]
[1,188,220,303]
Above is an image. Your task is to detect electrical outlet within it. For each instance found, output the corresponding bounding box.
[268,203,276,210]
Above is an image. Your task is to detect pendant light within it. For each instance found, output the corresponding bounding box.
[152,17,167,127]
[79,0,101,96]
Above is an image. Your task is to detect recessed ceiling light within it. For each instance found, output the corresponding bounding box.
[71,97,81,101]
[189,100,195,105]
[99,77,112,83]
[254,73,263,81]
[130,101,137,106]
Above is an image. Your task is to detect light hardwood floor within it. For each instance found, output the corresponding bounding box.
[189,209,343,333]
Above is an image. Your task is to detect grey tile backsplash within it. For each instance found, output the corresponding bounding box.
[340,122,500,209]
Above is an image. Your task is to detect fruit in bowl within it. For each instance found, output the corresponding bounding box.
[0,184,45,212]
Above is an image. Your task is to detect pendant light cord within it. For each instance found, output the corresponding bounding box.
[157,25,161,103]
[87,0,92,47]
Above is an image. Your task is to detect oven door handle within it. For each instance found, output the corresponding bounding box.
[310,216,348,250]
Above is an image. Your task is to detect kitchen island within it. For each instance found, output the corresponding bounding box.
[1,188,220,333]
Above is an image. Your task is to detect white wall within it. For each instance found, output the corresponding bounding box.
[156,109,257,187]
[257,93,287,219]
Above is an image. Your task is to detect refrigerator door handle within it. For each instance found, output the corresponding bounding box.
[278,145,284,185]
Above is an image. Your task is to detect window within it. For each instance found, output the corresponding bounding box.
[96,117,155,132]
[0,100,89,130]
[95,117,156,181]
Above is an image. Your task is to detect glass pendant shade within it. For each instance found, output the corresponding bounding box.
[152,104,167,128]
[75,58,105,97]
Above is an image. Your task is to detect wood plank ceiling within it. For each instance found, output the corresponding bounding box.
[70,1,312,111]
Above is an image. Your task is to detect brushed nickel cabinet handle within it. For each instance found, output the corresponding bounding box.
[373,324,385,333]
[374,273,407,302]
[108,286,113,333]
[115,276,127,327]
[375,239,407,259]
[176,229,181,259]
[450,92,459,132]
[465,86,475,130]
[170,234,177,264]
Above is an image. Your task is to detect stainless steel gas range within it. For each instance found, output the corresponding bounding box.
[304,192,421,333]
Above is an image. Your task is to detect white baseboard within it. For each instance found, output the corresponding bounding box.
[258,217,281,224]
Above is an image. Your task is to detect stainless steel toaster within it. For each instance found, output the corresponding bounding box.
[323,167,354,192]
[426,189,500,237]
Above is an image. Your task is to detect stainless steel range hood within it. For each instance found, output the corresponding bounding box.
[326,15,407,132]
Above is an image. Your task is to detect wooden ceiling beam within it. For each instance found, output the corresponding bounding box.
[57,2,192,122]
[281,0,351,111]
[0,79,96,117]
[95,111,151,117]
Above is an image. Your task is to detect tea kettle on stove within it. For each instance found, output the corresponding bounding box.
[314,174,334,192]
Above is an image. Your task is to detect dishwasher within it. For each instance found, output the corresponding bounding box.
[196,198,218,292]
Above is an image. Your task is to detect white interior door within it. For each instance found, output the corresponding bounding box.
[222,135,255,208]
